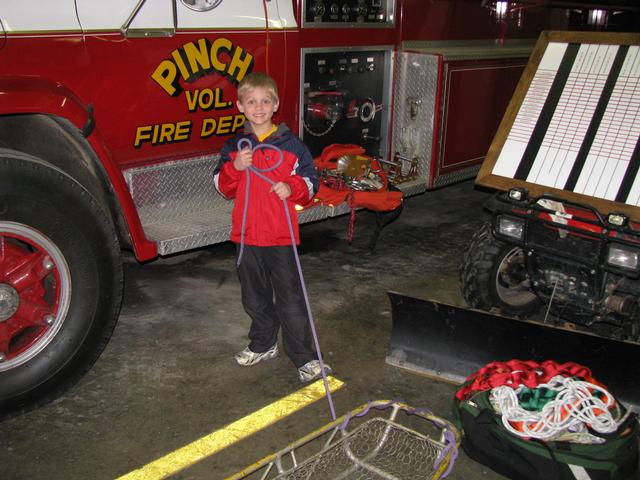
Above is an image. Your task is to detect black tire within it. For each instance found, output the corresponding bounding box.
[460,221,541,316]
[0,149,123,414]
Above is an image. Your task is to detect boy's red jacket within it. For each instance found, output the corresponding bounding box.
[213,124,319,246]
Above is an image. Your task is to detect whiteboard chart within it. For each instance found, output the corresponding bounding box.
[477,32,640,219]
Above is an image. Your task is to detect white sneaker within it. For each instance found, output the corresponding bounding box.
[235,344,278,366]
[298,360,332,383]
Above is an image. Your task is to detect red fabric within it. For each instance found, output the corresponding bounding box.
[315,143,366,170]
[455,359,602,402]
[350,189,404,212]
[312,145,404,213]
[218,148,308,246]
[313,183,350,206]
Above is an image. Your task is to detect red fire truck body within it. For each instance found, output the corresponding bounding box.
[0,0,573,411]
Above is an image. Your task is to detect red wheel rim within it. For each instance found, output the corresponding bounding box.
[0,222,71,370]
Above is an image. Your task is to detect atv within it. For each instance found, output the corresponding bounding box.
[460,187,640,344]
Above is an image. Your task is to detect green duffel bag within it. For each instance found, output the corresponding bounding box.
[454,388,639,480]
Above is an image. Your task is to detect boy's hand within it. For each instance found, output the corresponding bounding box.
[270,181,292,200]
[233,147,253,171]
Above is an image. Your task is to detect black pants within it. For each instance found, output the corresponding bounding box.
[236,244,315,368]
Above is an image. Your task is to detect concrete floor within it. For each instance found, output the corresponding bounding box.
[2,180,511,479]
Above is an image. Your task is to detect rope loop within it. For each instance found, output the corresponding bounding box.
[235,139,337,420]
[491,375,621,440]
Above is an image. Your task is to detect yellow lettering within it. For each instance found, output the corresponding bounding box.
[151,60,180,96]
[210,38,232,73]
[227,46,253,82]
[152,38,255,97]
[232,114,245,132]
[200,118,217,138]
[174,121,191,141]
[199,89,214,110]
[216,115,233,135]
[184,38,211,79]
[199,115,244,138]
[214,88,227,108]
[185,90,199,112]
[185,88,231,112]
[134,122,194,147]
[171,49,191,81]
[159,123,175,143]
[134,125,153,147]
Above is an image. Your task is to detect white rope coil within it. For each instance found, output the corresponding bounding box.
[490,375,620,440]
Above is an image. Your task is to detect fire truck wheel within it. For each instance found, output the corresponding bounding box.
[460,222,541,316]
[0,149,123,414]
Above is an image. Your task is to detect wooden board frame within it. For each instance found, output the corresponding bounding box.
[476,31,640,221]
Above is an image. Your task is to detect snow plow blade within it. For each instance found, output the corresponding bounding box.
[386,291,640,411]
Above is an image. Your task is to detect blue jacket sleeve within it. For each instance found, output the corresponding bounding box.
[291,137,319,198]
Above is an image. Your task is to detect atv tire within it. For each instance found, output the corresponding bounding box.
[460,221,541,317]
[0,149,123,414]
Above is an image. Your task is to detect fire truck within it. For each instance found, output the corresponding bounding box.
[0,0,625,412]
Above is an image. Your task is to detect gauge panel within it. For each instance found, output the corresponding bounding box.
[303,0,394,27]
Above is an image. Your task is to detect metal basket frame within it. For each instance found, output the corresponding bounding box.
[226,400,461,480]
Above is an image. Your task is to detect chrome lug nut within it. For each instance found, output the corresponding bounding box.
[42,257,54,271]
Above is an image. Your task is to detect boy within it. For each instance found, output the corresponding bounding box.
[213,72,331,383]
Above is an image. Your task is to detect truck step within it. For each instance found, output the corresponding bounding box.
[123,155,349,256]
[124,155,232,255]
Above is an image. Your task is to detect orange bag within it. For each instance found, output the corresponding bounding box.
[350,188,404,212]
[314,143,366,171]
[314,144,403,213]
[312,144,404,246]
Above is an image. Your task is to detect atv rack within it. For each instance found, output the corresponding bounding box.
[226,400,460,480]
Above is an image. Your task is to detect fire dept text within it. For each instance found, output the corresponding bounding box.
[134,115,245,147]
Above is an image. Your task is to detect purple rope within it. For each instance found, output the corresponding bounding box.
[410,406,459,478]
[338,400,395,431]
[435,428,459,478]
[236,139,337,421]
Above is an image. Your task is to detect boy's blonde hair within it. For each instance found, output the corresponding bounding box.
[237,72,279,103]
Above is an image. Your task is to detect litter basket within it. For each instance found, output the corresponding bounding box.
[226,400,461,480]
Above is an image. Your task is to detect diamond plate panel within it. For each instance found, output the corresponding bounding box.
[146,209,233,255]
[298,204,330,223]
[124,155,227,226]
[391,52,439,190]
[396,179,428,196]
[124,155,343,254]
[432,165,480,189]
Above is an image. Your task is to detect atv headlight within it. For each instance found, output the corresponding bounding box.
[607,212,628,227]
[497,215,524,240]
[508,187,528,202]
[606,244,639,272]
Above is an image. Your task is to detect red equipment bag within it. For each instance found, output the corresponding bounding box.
[313,143,403,212]
[453,360,639,480]
[311,144,404,246]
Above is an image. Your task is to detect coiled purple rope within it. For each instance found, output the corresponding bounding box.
[235,138,336,420]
